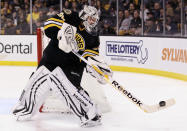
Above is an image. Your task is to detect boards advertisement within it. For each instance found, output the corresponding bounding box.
[99,36,187,81]
[0,35,37,66]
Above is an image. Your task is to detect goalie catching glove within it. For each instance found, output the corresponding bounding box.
[86,55,113,84]
[57,23,79,53]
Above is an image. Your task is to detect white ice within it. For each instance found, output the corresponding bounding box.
[0,66,187,131]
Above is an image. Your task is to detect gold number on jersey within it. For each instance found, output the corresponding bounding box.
[75,33,85,51]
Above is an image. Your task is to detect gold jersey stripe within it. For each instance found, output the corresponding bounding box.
[80,53,97,62]
[84,49,99,55]
[92,47,99,50]
[82,54,96,58]
[47,18,64,24]
[44,24,62,30]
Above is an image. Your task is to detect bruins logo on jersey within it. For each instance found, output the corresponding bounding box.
[75,33,85,51]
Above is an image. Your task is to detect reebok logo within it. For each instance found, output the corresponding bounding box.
[112,80,143,106]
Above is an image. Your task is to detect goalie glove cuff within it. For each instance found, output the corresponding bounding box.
[86,56,113,84]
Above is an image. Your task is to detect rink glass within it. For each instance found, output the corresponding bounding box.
[0,0,187,37]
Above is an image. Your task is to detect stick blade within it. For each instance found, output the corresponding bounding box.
[142,98,176,113]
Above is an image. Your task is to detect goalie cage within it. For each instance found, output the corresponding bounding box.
[37,27,111,114]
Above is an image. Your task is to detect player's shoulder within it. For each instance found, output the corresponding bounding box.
[56,9,81,27]
[56,9,75,19]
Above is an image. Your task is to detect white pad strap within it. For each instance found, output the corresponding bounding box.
[49,67,99,121]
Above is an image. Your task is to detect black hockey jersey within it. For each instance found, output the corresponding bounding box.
[44,9,100,59]
[38,9,100,87]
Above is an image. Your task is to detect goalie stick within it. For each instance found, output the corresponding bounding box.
[72,50,176,113]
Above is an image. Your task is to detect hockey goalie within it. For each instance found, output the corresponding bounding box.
[12,5,113,127]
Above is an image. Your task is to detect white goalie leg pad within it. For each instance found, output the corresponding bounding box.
[12,66,51,121]
[81,68,111,113]
[48,67,100,122]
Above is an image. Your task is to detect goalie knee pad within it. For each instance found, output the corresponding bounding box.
[49,67,101,122]
[12,66,51,121]
[81,69,112,113]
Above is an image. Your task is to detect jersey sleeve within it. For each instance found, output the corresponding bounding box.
[81,35,100,59]
[44,15,63,40]
[44,9,81,40]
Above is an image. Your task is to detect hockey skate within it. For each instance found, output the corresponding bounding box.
[81,115,102,128]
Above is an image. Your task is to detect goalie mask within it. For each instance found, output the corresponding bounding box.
[79,5,99,33]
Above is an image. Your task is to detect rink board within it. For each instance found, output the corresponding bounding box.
[99,36,187,81]
[0,35,186,81]
[0,35,37,66]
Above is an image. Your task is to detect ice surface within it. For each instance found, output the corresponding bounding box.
[0,66,187,131]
